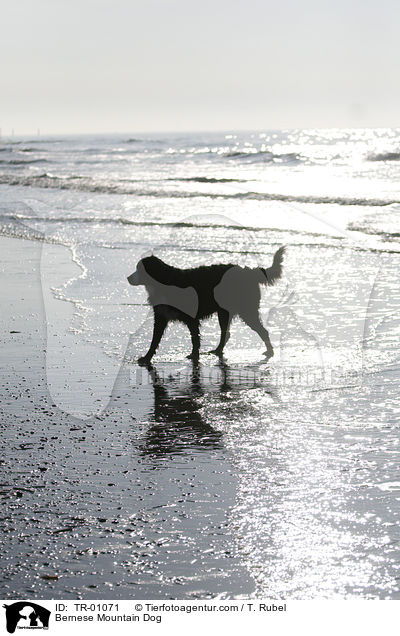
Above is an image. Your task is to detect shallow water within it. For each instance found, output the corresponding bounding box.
[0,129,399,599]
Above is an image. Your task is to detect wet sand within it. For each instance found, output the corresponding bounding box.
[1,236,400,599]
[0,237,253,598]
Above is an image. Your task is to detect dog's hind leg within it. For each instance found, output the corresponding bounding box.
[138,310,168,365]
[240,313,274,360]
[210,309,231,356]
[187,319,200,361]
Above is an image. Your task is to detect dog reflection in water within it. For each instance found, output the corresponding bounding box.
[128,247,285,364]
[139,364,224,457]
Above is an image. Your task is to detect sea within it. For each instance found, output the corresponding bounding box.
[0,129,399,599]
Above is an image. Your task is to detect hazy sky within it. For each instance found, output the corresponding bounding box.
[1,0,399,134]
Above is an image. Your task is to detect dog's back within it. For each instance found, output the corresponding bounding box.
[182,263,232,319]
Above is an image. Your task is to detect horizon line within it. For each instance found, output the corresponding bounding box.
[1,125,400,139]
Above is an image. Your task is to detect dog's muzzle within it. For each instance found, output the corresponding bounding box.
[127,272,140,285]
[128,270,143,285]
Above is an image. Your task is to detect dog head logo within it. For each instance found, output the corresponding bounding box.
[3,602,50,634]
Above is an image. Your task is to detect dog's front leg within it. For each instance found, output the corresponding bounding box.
[138,309,168,365]
[210,309,231,356]
[187,320,200,361]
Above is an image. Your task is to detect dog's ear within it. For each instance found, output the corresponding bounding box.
[142,256,170,284]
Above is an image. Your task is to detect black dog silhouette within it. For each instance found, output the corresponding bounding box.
[3,602,50,634]
[128,246,285,365]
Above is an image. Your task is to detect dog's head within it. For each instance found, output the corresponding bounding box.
[127,259,146,286]
[127,255,198,317]
[127,255,167,287]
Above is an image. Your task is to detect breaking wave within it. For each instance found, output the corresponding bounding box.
[0,159,49,165]
[0,171,397,206]
[366,151,400,162]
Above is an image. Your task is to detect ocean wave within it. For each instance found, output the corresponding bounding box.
[0,212,262,231]
[164,146,304,163]
[0,211,336,236]
[0,214,335,254]
[0,146,41,153]
[225,150,301,163]
[0,211,390,246]
[126,137,165,144]
[0,171,397,207]
[0,216,51,244]
[0,159,49,165]
[348,223,400,239]
[366,151,400,162]
[166,176,250,184]
[5,139,64,145]
[1,213,398,256]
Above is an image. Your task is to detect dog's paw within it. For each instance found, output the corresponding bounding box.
[138,356,152,366]
[263,349,274,361]
[209,348,223,356]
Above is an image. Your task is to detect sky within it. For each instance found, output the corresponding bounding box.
[1,0,399,135]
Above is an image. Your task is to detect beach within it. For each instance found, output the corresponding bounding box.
[1,130,400,599]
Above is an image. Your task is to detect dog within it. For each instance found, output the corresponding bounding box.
[127,246,285,365]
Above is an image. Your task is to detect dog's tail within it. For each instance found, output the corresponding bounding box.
[258,246,286,286]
